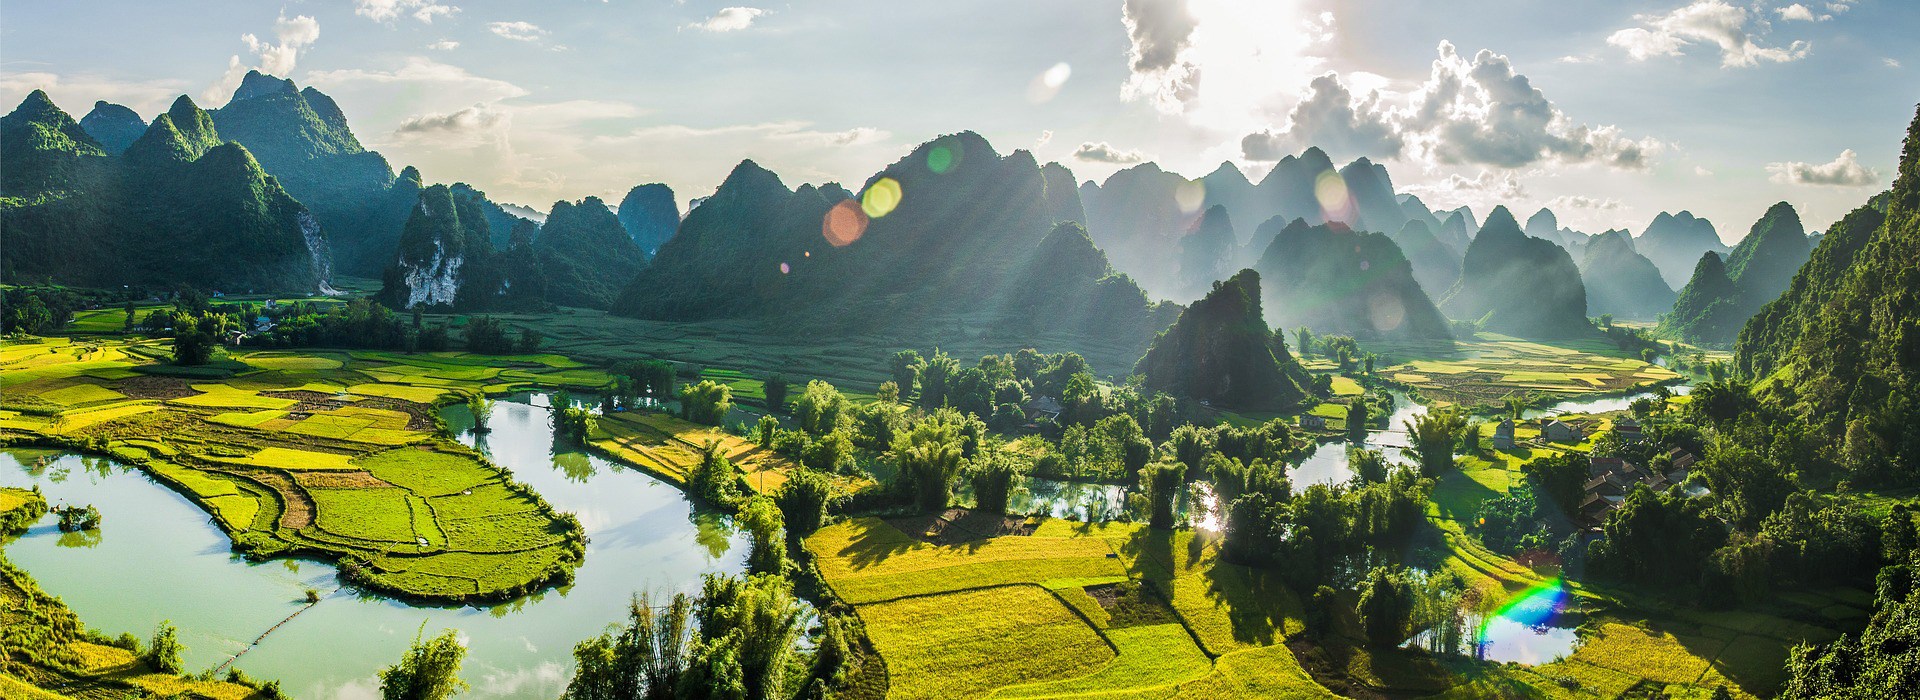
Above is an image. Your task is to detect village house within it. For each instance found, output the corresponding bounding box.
[1544,419,1584,443]
[1022,396,1064,423]
[1300,413,1327,431]
[1493,418,1516,449]
[1614,418,1644,443]
[1577,456,1674,526]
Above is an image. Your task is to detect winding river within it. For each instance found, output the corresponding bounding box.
[0,395,746,699]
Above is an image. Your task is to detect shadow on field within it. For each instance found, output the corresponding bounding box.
[1120,528,1291,651]
[835,518,919,571]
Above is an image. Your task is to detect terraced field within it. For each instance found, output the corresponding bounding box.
[1369,334,1680,409]
[804,517,1338,699]
[0,337,602,603]
[589,409,858,495]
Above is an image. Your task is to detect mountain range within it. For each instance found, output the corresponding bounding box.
[1440,206,1592,337]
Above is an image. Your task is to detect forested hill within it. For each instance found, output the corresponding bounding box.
[1439,206,1592,337]
[206,71,427,276]
[1659,202,1813,347]
[1579,229,1676,320]
[0,91,329,292]
[1735,105,1920,478]
[1135,269,1308,409]
[1251,218,1452,340]
[613,132,1177,350]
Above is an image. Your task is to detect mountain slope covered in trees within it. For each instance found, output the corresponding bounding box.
[1735,106,1920,482]
[1135,269,1307,408]
[1440,206,1591,337]
[1252,218,1452,340]
[0,91,329,292]
[1660,202,1812,346]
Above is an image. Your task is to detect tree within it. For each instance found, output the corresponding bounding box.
[1140,457,1188,529]
[1780,588,1920,698]
[171,314,216,365]
[763,375,790,414]
[563,592,693,700]
[1357,568,1415,648]
[518,328,543,353]
[681,381,734,426]
[774,469,833,542]
[1405,409,1468,476]
[894,415,966,512]
[466,394,493,434]
[801,430,854,473]
[888,350,921,399]
[1350,448,1389,485]
[689,442,742,507]
[379,628,469,700]
[755,415,778,448]
[917,350,959,409]
[968,447,1027,514]
[875,380,899,404]
[1296,327,1314,358]
[680,574,804,700]
[122,300,136,332]
[145,620,184,674]
[1346,401,1369,442]
[791,380,845,436]
[738,496,786,574]
[1167,424,1215,472]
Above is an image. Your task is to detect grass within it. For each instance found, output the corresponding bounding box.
[991,623,1213,698]
[358,448,500,497]
[215,446,359,471]
[861,585,1116,700]
[310,487,421,544]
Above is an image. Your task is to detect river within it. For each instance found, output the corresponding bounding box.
[0,394,746,699]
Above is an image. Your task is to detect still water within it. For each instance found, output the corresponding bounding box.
[0,394,745,699]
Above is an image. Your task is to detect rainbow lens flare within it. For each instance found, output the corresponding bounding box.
[1477,577,1569,658]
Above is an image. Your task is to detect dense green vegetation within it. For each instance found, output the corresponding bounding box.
[1135,269,1308,409]
[1251,218,1452,340]
[1661,202,1814,347]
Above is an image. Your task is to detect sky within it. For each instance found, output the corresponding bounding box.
[3,0,1916,243]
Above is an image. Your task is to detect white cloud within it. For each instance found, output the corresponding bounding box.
[203,13,320,104]
[1775,4,1824,22]
[355,0,459,23]
[1608,1,1810,68]
[428,40,460,51]
[1695,165,1714,176]
[488,21,549,42]
[1037,130,1054,147]
[1767,149,1880,186]
[1556,55,1594,64]
[394,102,509,142]
[689,7,766,33]
[1073,141,1146,164]
[1399,43,1661,170]
[1886,58,1903,69]
[0,72,189,115]
[1401,169,1530,212]
[1550,195,1623,210]
[305,57,530,105]
[1239,72,1402,161]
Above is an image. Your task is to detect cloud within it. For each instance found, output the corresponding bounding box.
[1550,195,1623,210]
[1073,141,1146,164]
[1607,1,1810,68]
[1767,149,1880,186]
[1118,0,1329,128]
[1239,73,1403,161]
[689,7,766,33]
[1037,130,1054,147]
[1402,169,1530,211]
[428,40,459,51]
[305,57,530,104]
[1556,55,1594,64]
[1401,43,1662,169]
[355,0,459,23]
[203,13,320,104]
[1695,165,1714,176]
[1775,4,1824,22]
[0,72,189,114]
[1887,58,1903,69]
[394,103,509,140]
[488,21,548,42]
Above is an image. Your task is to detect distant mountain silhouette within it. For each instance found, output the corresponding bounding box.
[1440,206,1591,337]
[1252,218,1452,340]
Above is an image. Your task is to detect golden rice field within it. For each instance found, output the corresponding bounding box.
[1369,334,1681,409]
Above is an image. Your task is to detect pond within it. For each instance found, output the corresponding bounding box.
[0,393,746,699]
[1003,478,1224,531]
[1290,391,1427,488]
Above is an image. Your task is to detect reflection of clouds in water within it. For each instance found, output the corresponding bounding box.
[310,675,379,700]
[473,661,567,698]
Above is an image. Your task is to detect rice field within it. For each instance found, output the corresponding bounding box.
[1369,333,1680,409]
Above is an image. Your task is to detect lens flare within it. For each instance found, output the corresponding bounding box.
[1026,62,1073,103]
[1367,291,1404,332]
[1174,180,1207,214]
[822,199,868,247]
[927,136,963,174]
[862,177,903,218]
[1314,169,1352,221]
[1478,577,1569,653]
[779,262,790,274]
